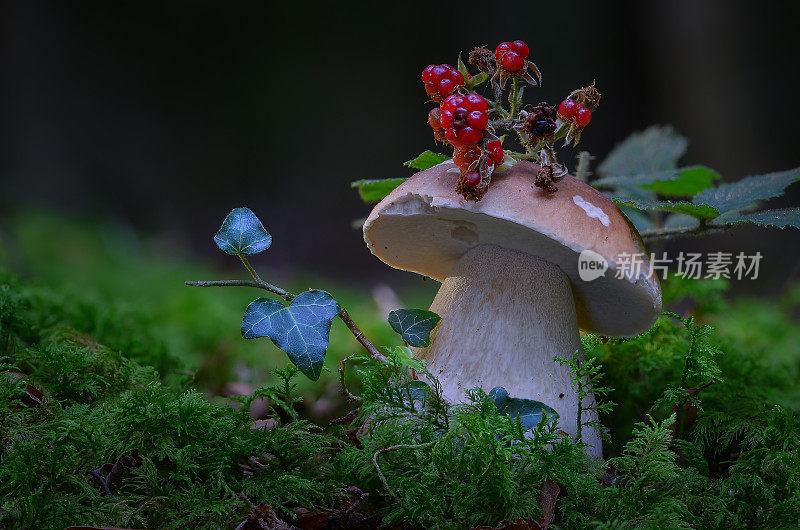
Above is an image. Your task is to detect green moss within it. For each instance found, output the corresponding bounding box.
[1,214,799,528]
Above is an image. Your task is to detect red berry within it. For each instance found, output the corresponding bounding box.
[438,77,455,95]
[463,147,480,163]
[511,40,529,58]
[575,105,592,127]
[424,82,437,96]
[442,94,465,112]
[452,70,465,85]
[431,65,447,81]
[421,64,436,83]
[501,52,524,72]
[488,140,504,164]
[558,99,578,119]
[439,109,454,128]
[445,127,459,145]
[465,93,488,112]
[428,108,441,128]
[495,42,512,61]
[467,110,488,130]
[463,171,481,187]
[453,107,468,127]
[457,126,482,145]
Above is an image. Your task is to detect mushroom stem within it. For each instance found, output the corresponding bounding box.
[413,244,602,457]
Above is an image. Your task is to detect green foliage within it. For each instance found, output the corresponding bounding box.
[213,207,272,255]
[2,211,799,528]
[597,125,688,178]
[594,126,800,233]
[488,386,559,431]
[556,348,615,443]
[335,349,590,530]
[350,178,407,203]
[0,276,340,529]
[404,150,450,171]
[387,308,441,347]
[241,290,340,380]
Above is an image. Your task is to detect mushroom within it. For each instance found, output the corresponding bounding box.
[363,160,661,457]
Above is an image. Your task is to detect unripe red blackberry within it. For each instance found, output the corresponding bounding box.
[420,63,464,102]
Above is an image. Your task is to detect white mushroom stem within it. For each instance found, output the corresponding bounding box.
[413,244,602,458]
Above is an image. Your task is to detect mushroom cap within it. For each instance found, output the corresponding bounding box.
[363,160,661,337]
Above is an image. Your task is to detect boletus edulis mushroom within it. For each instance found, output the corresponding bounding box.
[363,160,661,458]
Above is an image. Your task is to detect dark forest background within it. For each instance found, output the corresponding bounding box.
[1,1,798,294]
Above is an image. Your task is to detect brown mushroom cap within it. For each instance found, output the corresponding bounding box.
[363,160,661,337]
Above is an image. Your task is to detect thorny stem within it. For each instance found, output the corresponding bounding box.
[640,222,720,243]
[509,78,520,119]
[185,279,387,364]
[372,442,435,502]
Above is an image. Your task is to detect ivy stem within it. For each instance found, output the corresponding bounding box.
[184,279,387,364]
[238,254,262,283]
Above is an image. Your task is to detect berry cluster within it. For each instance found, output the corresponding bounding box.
[440,93,489,146]
[452,140,503,182]
[558,98,592,128]
[524,102,557,141]
[419,39,600,201]
[421,64,465,103]
[495,40,529,73]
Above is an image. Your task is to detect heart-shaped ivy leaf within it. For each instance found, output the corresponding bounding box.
[489,387,559,431]
[214,207,272,255]
[241,290,340,380]
[388,309,441,347]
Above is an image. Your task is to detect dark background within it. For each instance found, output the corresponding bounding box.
[1,1,798,293]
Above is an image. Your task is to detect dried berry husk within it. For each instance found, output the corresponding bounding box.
[579,82,601,112]
[535,164,559,194]
[468,46,496,74]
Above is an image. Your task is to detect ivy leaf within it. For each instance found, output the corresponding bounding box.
[388,309,441,348]
[712,208,800,229]
[489,387,559,431]
[404,151,449,171]
[214,207,272,255]
[350,178,406,203]
[693,166,800,214]
[241,290,340,380]
[611,196,720,220]
[598,126,688,178]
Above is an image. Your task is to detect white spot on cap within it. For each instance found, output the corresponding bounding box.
[573,195,610,227]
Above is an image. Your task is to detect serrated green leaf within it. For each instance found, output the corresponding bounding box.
[712,208,800,229]
[596,166,719,197]
[241,290,340,380]
[598,126,688,177]
[404,151,449,171]
[693,166,800,214]
[642,166,720,197]
[611,196,720,220]
[465,72,489,90]
[488,387,559,431]
[213,207,272,255]
[350,178,407,203]
[388,309,441,348]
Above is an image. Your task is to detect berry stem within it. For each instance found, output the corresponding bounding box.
[509,78,520,119]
